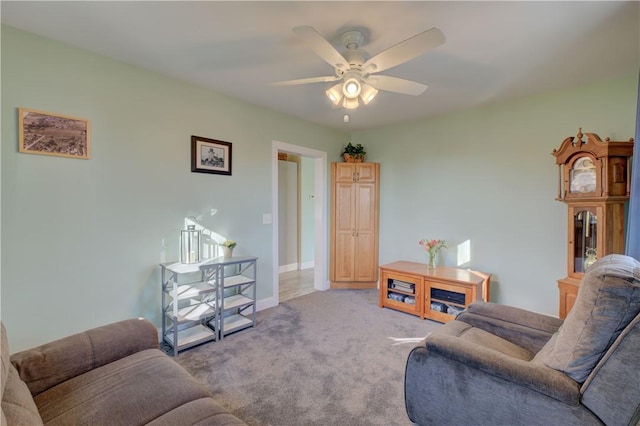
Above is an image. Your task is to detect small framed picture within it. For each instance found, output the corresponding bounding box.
[191,136,232,175]
[19,108,91,159]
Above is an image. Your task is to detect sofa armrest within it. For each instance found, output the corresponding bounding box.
[423,331,580,404]
[456,302,563,353]
[10,318,159,397]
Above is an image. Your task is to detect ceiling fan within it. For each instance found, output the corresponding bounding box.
[271,26,445,109]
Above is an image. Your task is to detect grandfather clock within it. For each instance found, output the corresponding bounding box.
[552,128,634,318]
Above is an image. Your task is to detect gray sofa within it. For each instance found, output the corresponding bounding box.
[405,254,640,425]
[1,318,247,425]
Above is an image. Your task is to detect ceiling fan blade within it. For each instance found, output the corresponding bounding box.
[293,26,349,73]
[364,75,428,96]
[270,76,341,87]
[363,27,445,74]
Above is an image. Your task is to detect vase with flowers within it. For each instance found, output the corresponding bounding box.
[220,240,237,259]
[419,239,447,269]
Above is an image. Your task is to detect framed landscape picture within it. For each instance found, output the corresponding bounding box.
[191,135,232,175]
[19,108,91,159]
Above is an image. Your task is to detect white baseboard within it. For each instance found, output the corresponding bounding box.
[278,263,298,273]
[256,295,278,311]
[300,261,314,270]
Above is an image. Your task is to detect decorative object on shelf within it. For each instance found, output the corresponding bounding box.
[342,142,366,163]
[181,224,201,264]
[220,240,237,259]
[191,135,232,175]
[583,247,597,270]
[419,239,447,268]
[18,107,91,159]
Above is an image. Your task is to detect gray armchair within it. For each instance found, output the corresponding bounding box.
[405,254,640,425]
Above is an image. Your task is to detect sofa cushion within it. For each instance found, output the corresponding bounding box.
[1,322,44,425]
[533,254,640,383]
[435,320,535,361]
[33,348,227,425]
[11,318,159,397]
[2,364,45,425]
[146,398,247,426]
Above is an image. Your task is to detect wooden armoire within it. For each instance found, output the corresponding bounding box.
[330,162,380,288]
[552,129,634,318]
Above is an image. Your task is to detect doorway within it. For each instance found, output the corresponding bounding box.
[271,141,328,306]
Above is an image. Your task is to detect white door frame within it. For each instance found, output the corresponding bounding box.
[270,140,328,307]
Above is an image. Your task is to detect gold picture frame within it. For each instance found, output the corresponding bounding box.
[19,108,91,159]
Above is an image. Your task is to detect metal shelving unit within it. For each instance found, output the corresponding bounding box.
[218,257,257,339]
[160,256,257,355]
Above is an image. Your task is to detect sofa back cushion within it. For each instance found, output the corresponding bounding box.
[580,312,640,426]
[1,323,44,425]
[533,254,640,383]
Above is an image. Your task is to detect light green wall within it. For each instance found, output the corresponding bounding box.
[2,24,637,351]
[353,75,637,314]
[1,25,347,351]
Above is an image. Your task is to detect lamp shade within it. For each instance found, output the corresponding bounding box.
[343,97,359,109]
[360,84,378,105]
[325,83,343,106]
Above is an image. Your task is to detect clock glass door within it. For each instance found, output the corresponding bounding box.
[573,209,597,273]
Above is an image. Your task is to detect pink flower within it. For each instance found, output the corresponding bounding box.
[418,239,447,254]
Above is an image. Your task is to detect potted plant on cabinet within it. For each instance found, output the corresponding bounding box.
[342,142,366,163]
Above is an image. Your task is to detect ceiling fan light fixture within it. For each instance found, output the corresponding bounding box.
[343,97,359,110]
[279,25,446,115]
[325,83,343,105]
[360,84,378,105]
[342,77,361,99]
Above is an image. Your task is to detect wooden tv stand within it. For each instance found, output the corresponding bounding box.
[379,261,490,323]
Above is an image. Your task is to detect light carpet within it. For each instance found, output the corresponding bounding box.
[174,289,441,426]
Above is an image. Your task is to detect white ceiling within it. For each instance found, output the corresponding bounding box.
[2,1,639,131]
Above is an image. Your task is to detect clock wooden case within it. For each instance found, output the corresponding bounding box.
[552,128,634,318]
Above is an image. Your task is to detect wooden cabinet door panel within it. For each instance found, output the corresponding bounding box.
[356,183,376,233]
[335,183,356,233]
[335,163,356,182]
[356,163,377,182]
[558,279,579,319]
[355,232,376,281]
[334,233,356,281]
[333,182,356,281]
[354,183,377,281]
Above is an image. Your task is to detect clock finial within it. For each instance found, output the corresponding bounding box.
[574,127,584,147]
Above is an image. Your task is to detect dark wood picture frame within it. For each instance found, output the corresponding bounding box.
[191,135,232,175]
[18,107,91,159]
